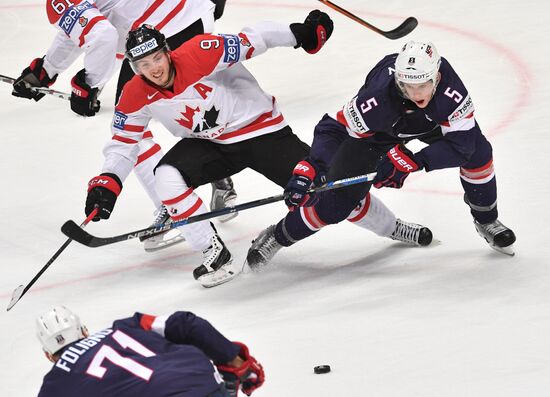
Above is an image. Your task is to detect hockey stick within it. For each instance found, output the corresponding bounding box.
[6,209,98,311]
[61,172,378,248]
[1,74,71,100]
[317,0,418,40]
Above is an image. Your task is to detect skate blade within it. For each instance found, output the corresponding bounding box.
[198,260,240,288]
[490,243,515,256]
[143,233,186,252]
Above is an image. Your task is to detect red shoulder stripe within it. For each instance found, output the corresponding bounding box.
[78,16,107,47]
[131,0,164,30]
[156,0,187,31]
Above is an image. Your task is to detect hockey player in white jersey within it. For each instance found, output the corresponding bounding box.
[11,0,238,250]
[84,14,433,288]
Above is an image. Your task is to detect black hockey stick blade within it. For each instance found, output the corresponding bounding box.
[381,17,418,40]
[62,172,377,248]
[318,0,418,40]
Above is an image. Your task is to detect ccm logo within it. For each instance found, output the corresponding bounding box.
[89,178,109,186]
[389,147,414,171]
[295,164,310,172]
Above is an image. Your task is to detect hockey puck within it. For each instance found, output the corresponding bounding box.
[314,365,331,374]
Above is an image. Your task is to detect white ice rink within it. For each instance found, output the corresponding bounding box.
[1,0,549,395]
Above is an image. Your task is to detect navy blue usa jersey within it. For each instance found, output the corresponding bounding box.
[37,311,240,397]
[313,54,481,171]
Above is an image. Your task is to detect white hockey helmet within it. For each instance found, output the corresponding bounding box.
[395,40,441,88]
[36,306,87,355]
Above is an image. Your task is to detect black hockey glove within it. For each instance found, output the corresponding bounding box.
[85,173,122,222]
[211,0,226,20]
[70,69,101,116]
[373,144,423,189]
[216,342,265,397]
[12,57,57,101]
[284,160,325,209]
[290,10,333,54]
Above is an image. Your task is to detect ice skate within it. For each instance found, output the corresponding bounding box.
[193,234,237,288]
[245,225,283,271]
[140,205,185,252]
[390,218,433,246]
[474,219,516,256]
[210,177,238,223]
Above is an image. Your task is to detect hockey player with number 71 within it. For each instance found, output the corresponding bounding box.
[83,12,433,288]
[245,40,517,272]
[36,306,264,397]
[10,0,237,252]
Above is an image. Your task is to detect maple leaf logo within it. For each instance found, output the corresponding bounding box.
[193,106,219,133]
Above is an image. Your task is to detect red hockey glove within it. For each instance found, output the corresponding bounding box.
[86,173,122,221]
[217,342,265,396]
[290,10,333,54]
[12,57,57,101]
[71,69,101,116]
[284,160,321,210]
[373,144,422,189]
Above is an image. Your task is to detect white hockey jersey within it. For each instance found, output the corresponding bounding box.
[44,0,215,88]
[101,22,298,182]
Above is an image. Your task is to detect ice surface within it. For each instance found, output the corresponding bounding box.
[1,1,549,395]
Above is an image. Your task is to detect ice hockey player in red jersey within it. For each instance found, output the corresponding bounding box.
[36,306,264,397]
[84,14,433,288]
[11,0,238,251]
[245,40,516,272]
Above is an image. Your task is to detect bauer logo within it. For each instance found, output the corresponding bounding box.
[113,111,128,130]
[130,38,158,58]
[58,1,94,35]
[222,35,240,63]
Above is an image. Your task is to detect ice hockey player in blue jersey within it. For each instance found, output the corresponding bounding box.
[36,306,265,397]
[245,40,516,269]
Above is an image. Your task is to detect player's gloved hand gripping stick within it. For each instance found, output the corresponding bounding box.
[1,73,70,100]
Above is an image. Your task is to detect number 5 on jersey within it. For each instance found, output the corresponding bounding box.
[360,97,379,113]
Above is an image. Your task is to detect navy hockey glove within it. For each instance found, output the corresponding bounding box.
[373,144,422,189]
[217,342,265,397]
[85,173,122,222]
[290,10,333,54]
[284,160,325,209]
[71,69,101,116]
[12,57,57,101]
